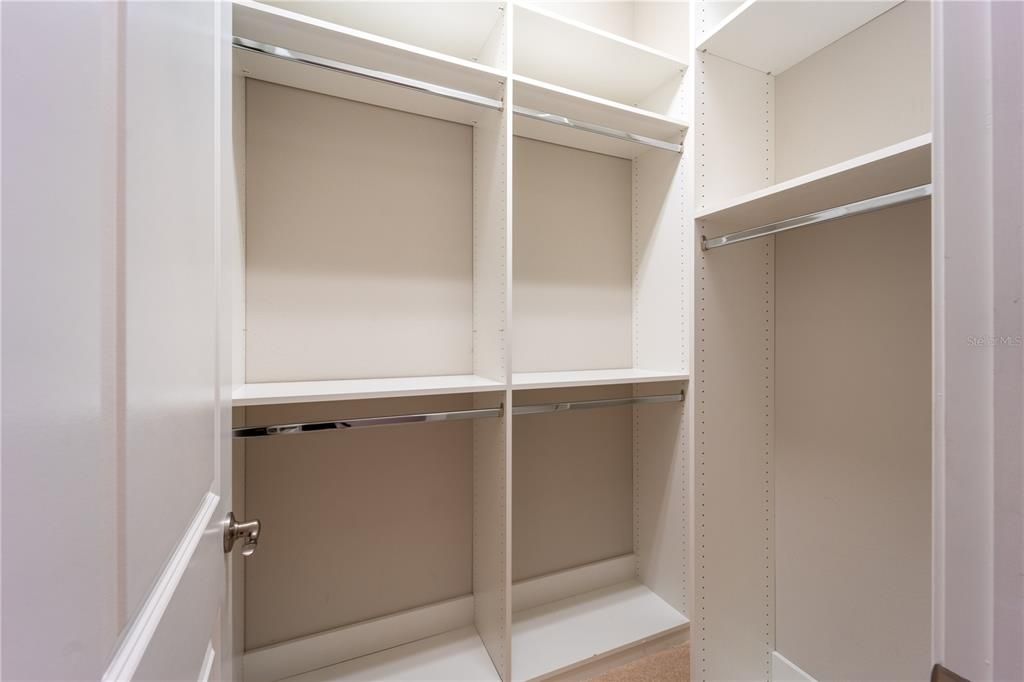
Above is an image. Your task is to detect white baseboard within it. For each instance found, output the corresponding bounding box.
[511,553,636,613]
[242,594,474,682]
[772,651,818,682]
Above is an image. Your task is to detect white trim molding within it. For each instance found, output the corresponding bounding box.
[103,493,221,681]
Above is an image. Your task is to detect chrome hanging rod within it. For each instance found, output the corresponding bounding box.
[513,106,683,154]
[701,183,932,251]
[513,390,684,416]
[233,390,684,439]
[232,37,505,112]
[233,405,503,439]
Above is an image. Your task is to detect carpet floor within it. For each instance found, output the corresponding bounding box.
[589,643,690,682]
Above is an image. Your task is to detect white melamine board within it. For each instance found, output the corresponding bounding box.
[774,202,931,681]
[513,3,686,111]
[512,138,632,373]
[510,580,689,681]
[243,596,475,682]
[232,1,505,125]
[774,0,930,180]
[635,382,688,615]
[695,0,743,44]
[244,80,474,383]
[511,368,688,390]
[698,0,901,75]
[529,2,635,40]
[693,235,773,681]
[474,107,511,382]
[242,395,476,649]
[771,652,817,682]
[634,2,690,61]
[282,626,500,682]
[473,391,513,680]
[696,53,773,210]
[233,375,504,406]
[258,2,503,65]
[511,554,635,613]
[634,148,688,373]
[513,76,688,159]
[697,134,931,231]
[512,385,634,581]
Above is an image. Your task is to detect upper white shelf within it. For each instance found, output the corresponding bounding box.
[512,368,688,391]
[697,0,901,74]
[233,374,505,406]
[513,76,688,159]
[511,580,688,681]
[232,0,505,125]
[255,1,504,66]
[697,134,931,232]
[513,2,687,108]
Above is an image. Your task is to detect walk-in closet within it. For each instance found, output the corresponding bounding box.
[225,0,940,679]
[228,1,691,680]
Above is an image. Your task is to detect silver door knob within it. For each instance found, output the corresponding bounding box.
[224,512,260,557]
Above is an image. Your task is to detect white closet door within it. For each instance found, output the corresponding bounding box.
[1,2,234,680]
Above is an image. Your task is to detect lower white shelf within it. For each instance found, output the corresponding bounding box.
[233,374,505,406]
[512,368,688,390]
[511,579,689,681]
[281,626,499,682]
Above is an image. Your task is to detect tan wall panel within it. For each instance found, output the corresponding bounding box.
[244,80,474,382]
[512,137,633,373]
[774,202,931,680]
[241,395,476,649]
[511,385,635,581]
[775,1,931,181]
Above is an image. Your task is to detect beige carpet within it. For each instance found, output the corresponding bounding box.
[590,643,690,682]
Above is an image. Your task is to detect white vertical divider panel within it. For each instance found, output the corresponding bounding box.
[632,4,690,618]
[692,6,774,678]
[473,5,512,680]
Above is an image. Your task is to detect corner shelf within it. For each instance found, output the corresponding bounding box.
[513,2,686,108]
[696,134,931,232]
[281,626,499,682]
[697,0,901,74]
[233,374,505,406]
[512,368,687,391]
[513,76,688,159]
[510,580,689,681]
[233,0,505,125]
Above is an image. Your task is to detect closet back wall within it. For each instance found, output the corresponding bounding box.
[244,79,474,383]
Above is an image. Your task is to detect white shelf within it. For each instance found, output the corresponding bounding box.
[697,134,932,232]
[697,0,901,74]
[512,368,687,391]
[513,2,686,108]
[513,76,688,159]
[233,0,505,125]
[511,580,689,681]
[282,626,500,682]
[233,374,505,406]
[256,1,504,65]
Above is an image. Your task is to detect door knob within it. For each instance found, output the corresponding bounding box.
[224,512,260,557]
